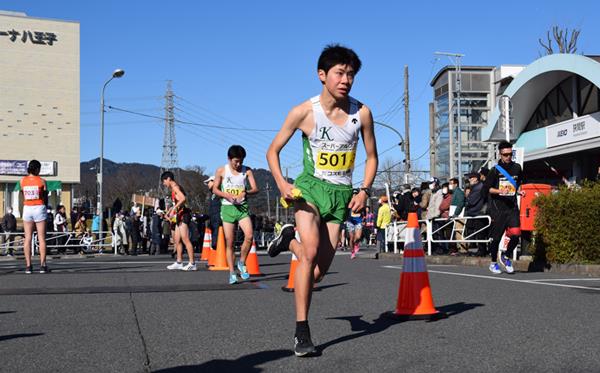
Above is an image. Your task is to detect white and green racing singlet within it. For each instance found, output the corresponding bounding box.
[221,164,248,206]
[302,95,361,185]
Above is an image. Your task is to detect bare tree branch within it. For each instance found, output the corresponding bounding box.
[539,25,580,55]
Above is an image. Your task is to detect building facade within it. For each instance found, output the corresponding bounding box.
[484,54,600,184]
[429,66,496,181]
[0,11,80,216]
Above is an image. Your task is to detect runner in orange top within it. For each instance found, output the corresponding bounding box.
[21,160,49,274]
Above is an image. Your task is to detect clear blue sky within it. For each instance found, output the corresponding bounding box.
[3,0,598,183]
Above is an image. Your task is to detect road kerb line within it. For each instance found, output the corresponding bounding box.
[382,266,600,292]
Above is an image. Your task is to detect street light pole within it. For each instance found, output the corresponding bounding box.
[98,69,125,254]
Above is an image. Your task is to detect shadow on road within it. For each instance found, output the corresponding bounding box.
[320,302,484,352]
[255,263,287,268]
[313,283,348,292]
[436,302,484,317]
[48,265,151,273]
[0,311,16,315]
[0,333,44,342]
[152,349,293,373]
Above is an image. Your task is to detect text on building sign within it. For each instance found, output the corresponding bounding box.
[0,29,57,45]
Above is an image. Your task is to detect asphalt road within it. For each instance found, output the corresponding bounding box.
[1,249,599,372]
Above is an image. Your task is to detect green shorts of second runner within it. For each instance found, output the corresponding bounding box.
[221,204,250,224]
[295,173,353,224]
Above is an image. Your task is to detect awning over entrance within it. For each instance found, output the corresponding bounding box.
[484,54,600,142]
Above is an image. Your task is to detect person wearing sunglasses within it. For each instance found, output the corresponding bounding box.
[483,141,525,274]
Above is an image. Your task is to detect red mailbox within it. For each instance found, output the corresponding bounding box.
[519,184,552,231]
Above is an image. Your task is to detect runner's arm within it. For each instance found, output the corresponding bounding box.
[42,179,49,206]
[348,105,378,212]
[244,169,259,195]
[485,169,502,195]
[212,167,235,203]
[266,105,307,199]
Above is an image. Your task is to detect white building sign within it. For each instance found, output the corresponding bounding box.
[546,112,600,148]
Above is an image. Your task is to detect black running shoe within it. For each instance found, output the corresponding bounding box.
[39,265,50,274]
[25,265,33,274]
[267,224,295,257]
[294,334,317,357]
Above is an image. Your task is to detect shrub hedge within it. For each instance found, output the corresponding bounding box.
[533,182,600,264]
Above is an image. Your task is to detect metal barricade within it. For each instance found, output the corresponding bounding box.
[384,215,497,257]
[0,232,26,254]
[41,230,114,254]
[383,219,429,254]
[0,231,114,256]
[426,216,493,256]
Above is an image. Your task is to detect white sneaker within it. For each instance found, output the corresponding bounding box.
[489,263,501,274]
[167,262,184,270]
[182,262,198,271]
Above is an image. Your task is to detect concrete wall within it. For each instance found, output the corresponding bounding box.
[0,13,80,183]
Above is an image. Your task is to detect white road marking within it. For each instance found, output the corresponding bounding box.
[50,261,176,265]
[527,278,600,282]
[382,265,600,292]
[382,265,456,269]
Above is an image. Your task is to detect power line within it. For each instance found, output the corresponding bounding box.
[173,96,304,156]
[107,105,278,132]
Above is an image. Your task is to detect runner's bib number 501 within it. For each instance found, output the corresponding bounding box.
[224,187,244,196]
[316,151,355,172]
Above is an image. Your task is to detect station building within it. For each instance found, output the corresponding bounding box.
[431,53,600,184]
[484,53,600,184]
[0,11,80,217]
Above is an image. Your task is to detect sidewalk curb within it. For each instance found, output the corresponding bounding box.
[376,253,600,277]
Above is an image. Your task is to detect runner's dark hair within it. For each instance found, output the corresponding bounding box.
[318,44,362,74]
[228,145,246,159]
[498,141,512,151]
[161,171,175,181]
[27,160,41,175]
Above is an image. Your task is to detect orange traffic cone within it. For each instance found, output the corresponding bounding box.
[200,228,212,261]
[207,246,216,266]
[209,226,229,271]
[385,212,446,321]
[281,253,299,292]
[245,241,264,276]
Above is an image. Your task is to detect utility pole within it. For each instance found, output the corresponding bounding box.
[265,182,271,220]
[456,58,463,186]
[159,80,180,197]
[429,103,436,177]
[499,95,512,142]
[275,196,280,223]
[434,52,465,186]
[403,65,411,182]
[284,167,289,223]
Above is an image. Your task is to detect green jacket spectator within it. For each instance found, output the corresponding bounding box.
[449,178,465,217]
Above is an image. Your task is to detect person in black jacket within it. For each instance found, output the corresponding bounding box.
[465,172,487,257]
[188,215,201,253]
[2,207,17,256]
[205,176,222,249]
[150,210,162,255]
[130,214,142,256]
[484,141,525,274]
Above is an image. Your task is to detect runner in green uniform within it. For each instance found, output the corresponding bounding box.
[266,44,378,356]
[212,145,259,284]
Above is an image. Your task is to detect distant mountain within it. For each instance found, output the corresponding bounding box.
[76,159,289,216]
